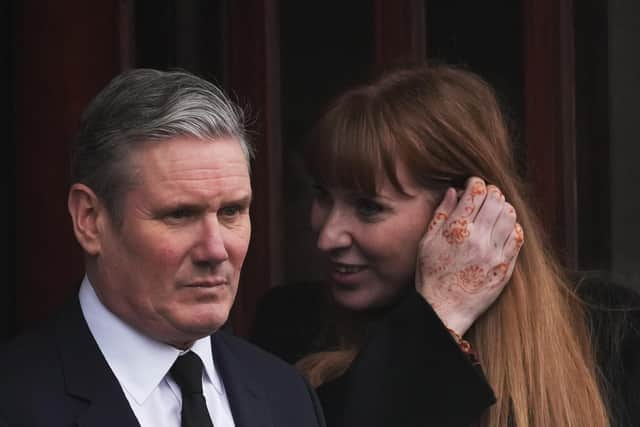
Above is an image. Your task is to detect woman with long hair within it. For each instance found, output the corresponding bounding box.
[252,64,640,426]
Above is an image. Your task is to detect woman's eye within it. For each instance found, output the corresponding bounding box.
[355,198,384,219]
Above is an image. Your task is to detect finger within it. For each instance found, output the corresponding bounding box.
[486,224,522,289]
[426,187,457,237]
[504,253,518,284]
[503,222,524,261]
[474,185,506,232]
[450,177,487,221]
[494,231,523,288]
[491,202,517,249]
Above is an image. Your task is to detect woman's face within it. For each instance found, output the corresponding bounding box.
[311,163,437,311]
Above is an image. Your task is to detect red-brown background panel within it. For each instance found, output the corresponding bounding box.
[373,0,425,70]
[15,0,122,328]
[522,0,577,266]
[227,0,282,336]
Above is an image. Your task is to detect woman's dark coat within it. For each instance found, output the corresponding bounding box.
[251,275,640,426]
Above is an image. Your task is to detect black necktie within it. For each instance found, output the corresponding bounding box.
[170,352,214,427]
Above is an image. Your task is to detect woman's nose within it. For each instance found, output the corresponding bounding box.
[315,207,353,252]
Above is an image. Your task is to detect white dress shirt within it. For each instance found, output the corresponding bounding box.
[79,276,236,427]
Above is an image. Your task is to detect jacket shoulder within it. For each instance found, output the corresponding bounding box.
[217,328,300,372]
[215,330,325,426]
[0,317,63,383]
[0,316,76,426]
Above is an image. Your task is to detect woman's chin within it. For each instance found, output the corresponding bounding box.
[328,282,380,312]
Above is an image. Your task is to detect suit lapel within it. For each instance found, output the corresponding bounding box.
[75,391,140,427]
[213,331,274,427]
[56,299,140,427]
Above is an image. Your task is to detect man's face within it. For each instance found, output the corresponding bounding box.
[92,136,251,348]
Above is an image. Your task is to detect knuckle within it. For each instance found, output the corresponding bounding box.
[504,202,517,218]
[514,222,524,244]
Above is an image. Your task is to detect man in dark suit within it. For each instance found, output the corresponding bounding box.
[0,69,325,427]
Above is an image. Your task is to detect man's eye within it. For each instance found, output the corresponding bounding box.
[167,208,194,220]
[355,198,384,219]
[220,205,241,217]
[162,206,201,223]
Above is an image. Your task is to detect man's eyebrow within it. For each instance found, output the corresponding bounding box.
[223,193,253,206]
[159,201,207,213]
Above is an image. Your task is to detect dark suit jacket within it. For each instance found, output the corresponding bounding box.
[0,298,325,427]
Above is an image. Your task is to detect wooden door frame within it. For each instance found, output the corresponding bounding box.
[14,0,126,331]
[374,0,578,267]
[522,0,578,267]
[227,0,282,336]
[9,0,580,338]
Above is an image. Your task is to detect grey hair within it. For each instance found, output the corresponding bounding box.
[71,68,253,224]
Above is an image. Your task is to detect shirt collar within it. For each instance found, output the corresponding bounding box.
[190,335,224,396]
[78,276,224,405]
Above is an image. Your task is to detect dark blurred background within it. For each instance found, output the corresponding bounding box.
[3,0,639,341]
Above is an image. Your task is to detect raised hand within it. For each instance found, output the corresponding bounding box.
[415,177,524,336]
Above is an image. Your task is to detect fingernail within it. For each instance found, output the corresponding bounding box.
[446,187,455,200]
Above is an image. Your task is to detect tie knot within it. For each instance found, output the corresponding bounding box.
[170,352,204,395]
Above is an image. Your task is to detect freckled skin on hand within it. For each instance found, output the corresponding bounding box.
[470,180,487,199]
[515,223,524,245]
[461,180,486,216]
[415,178,525,335]
[443,219,471,245]
[428,212,449,232]
[455,265,487,293]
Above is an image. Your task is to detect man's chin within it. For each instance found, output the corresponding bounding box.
[166,327,221,350]
[166,311,230,346]
[188,313,229,335]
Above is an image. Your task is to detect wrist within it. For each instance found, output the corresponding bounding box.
[415,287,474,335]
[431,306,473,336]
[447,327,479,365]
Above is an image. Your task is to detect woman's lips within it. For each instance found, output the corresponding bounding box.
[333,263,366,274]
[329,262,368,286]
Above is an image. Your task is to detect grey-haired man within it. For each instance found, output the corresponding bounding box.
[0,69,324,427]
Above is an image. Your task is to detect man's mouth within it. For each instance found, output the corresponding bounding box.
[185,277,227,288]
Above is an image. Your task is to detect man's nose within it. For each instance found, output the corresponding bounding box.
[316,208,353,252]
[193,216,229,266]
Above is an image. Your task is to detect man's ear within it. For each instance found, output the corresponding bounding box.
[68,183,107,255]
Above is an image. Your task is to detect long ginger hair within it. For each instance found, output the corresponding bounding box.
[300,64,609,427]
